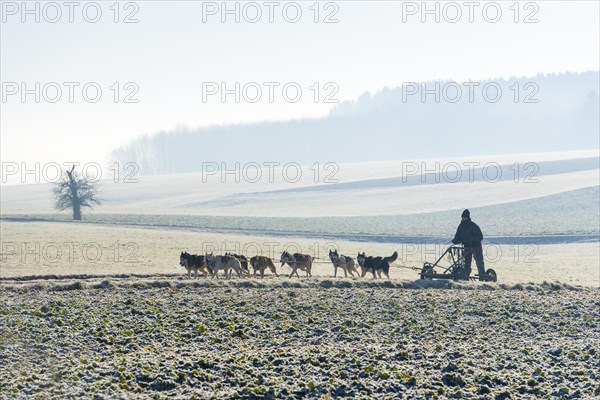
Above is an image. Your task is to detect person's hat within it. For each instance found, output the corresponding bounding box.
[461,209,470,218]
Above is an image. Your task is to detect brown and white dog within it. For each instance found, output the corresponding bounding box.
[280,251,312,278]
[249,255,278,278]
[179,251,212,278]
[225,253,251,278]
[329,249,359,278]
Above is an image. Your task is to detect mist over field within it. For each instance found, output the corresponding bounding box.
[110,72,599,175]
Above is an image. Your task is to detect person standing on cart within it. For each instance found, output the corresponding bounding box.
[451,209,485,280]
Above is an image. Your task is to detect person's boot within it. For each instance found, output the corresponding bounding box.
[478,269,486,281]
[463,267,471,280]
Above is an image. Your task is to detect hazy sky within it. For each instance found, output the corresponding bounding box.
[1,1,599,172]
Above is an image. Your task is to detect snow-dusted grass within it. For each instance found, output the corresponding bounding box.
[2,186,599,237]
[1,151,598,217]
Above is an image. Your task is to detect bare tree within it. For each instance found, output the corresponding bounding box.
[53,165,102,220]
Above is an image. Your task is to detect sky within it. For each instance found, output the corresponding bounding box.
[1,0,599,177]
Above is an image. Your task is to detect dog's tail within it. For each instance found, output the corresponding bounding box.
[383,251,398,264]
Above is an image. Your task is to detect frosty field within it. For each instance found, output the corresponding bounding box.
[1,151,599,399]
[1,282,599,399]
[2,214,597,399]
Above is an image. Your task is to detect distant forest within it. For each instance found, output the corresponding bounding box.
[110,72,600,175]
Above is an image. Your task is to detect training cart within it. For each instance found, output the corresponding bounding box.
[419,245,497,282]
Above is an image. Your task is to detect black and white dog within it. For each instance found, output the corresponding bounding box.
[356,251,398,279]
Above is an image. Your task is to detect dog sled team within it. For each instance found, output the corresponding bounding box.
[179,249,398,280]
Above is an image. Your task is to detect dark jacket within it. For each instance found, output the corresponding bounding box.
[452,219,483,245]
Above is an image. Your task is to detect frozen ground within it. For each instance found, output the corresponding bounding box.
[1,282,598,399]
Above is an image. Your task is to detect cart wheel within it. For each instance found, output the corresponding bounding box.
[420,263,434,280]
[485,268,497,282]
